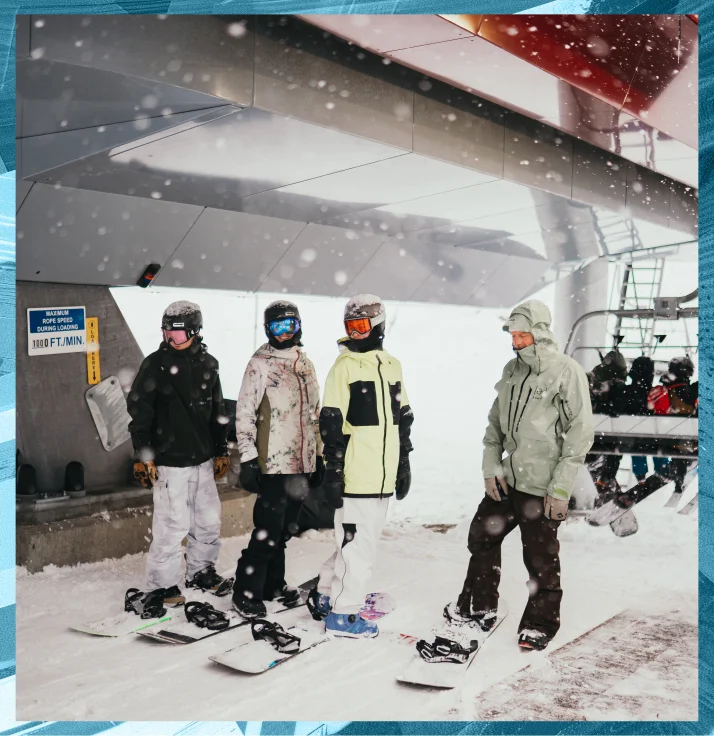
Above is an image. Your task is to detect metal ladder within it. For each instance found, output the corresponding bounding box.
[611,259,666,355]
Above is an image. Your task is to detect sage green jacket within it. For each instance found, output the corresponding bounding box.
[483,300,594,500]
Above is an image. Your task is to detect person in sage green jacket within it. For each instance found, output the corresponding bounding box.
[444,299,594,651]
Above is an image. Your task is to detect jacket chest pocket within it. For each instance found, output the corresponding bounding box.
[347,381,379,426]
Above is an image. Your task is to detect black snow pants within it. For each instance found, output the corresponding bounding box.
[233,474,309,603]
[457,488,563,641]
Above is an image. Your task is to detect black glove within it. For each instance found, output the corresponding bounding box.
[323,466,344,510]
[395,455,411,501]
[239,458,262,494]
[309,456,326,489]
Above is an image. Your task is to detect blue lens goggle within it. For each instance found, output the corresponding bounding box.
[268,318,300,337]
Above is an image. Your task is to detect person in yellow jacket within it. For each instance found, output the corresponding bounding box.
[307,295,414,638]
[443,299,594,652]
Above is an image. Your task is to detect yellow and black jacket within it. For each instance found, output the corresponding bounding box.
[320,347,413,498]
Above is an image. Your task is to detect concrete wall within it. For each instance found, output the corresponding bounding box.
[16,281,145,492]
[17,489,257,574]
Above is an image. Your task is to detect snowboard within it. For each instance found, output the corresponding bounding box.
[664,490,683,509]
[137,577,318,645]
[678,493,698,515]
[70,609,173,637]
[397,602,509,689]
[209,591,395,674]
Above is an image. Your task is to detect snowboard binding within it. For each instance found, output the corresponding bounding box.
[125,587,167,620]
[184,601,230,631]
[416,635,475,664]
[251,619,301,654]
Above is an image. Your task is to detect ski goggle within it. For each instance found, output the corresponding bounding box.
[268,318,300,337]
[344,318,373,337]
[163,328,191,346]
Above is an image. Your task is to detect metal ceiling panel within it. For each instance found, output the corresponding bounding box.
[36,107,407,210]
[260,224,388,296]
[30,15,255,107]
[344,235,436,300]
[668,181,698,236]
[18,58,226,138]
[254,18,414,151]
[625,165,672,228]
[467,254,551,307]
[16,16,30,60]
[571,140,628,213]
[238,152,497,224]
[16,184,203,284]
[21,108,217,179]
[152,209,305,291]
[298,14,473,54]
[410,247,506,304]
[412,90,505,177]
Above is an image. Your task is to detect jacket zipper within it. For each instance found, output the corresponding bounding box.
[515,388,533,433]
[376,355,388,497]
[507,384,516,433]
[509,364,532,491]
[293,353,306,473]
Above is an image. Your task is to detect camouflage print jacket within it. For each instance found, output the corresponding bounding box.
[235,343,323,475]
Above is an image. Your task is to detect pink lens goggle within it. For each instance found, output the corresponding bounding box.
[163,328,191,346]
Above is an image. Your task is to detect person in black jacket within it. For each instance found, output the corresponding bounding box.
[128,301,231,609]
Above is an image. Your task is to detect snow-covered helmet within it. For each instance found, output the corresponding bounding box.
[264,300,302,349]
[161,301,202,346]
[343,294,386,337]
[668,356,695,382]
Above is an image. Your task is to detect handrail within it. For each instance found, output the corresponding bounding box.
[564,306,698,357]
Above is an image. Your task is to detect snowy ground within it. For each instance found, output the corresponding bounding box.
[16,478,697,722]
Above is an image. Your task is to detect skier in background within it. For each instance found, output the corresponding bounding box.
[307,295,414,638]
[128,301,231,611]
[231,300,324,619]
[445,300,593,651]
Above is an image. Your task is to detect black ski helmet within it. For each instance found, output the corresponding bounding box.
[161,301,203,341]
[264,300,302,349]
[668,356,695,382]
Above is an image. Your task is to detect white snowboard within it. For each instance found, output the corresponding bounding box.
[70,610,173,637]
[397,602,509,689]
[210,626,330,674]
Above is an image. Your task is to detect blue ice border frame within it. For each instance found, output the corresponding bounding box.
[0,0,710,733]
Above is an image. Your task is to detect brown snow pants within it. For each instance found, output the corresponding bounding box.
[457,488,563,640]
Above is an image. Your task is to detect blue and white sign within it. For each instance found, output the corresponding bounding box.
[27,306,87,356]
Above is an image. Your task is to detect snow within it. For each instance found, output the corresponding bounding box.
[15,478,697,722]
[163,300,202,317]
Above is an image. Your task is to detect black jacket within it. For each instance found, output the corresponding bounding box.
[128,340,229,467]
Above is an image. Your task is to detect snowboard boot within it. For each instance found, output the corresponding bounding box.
[306,588,331,621]
[140,586,184,618]
[162,586,186,607]
[518,630,550,651]
[325,612,379,639]
[186,565,233,597]
[265,584,301,608]
[232,594,267,620]
[444,602,497,633]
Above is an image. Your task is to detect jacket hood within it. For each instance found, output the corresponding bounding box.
[503,300,559,374]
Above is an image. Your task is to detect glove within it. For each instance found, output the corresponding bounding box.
[395,456,411,501]
[544,494,568,521]
[309,456,326,489]
[484,476,507,502]
[322,466,344,511]
[239,458,262,494]
[214,455,230,480]
[133,461,158,489]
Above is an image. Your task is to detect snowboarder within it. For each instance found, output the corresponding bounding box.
[232,301,324,619]
[585,350,628,503]
[307,295,414,638]
[128,301,231,611]
[446,300,593,651]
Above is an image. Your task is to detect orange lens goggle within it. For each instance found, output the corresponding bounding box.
[345,318,372,336]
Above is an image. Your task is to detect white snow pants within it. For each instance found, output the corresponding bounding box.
[317,496,390,614]
[146,459,221,590]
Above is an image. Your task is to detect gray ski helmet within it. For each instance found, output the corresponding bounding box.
[264,300,301,326]
[161,300,203,337]
[668,356,695,381]
[344,294,386,327]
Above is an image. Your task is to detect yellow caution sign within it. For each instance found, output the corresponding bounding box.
[86,317,101,385]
